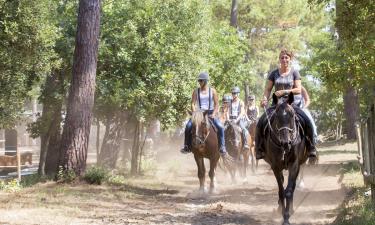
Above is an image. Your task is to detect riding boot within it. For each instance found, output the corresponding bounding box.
[180,120,192,154]
[306,138,317,164]
[255,115,266,160]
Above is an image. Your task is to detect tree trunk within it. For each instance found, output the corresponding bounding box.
[343,84,360,140]
[131,120,142,176]
[38,71,64,176]
[96,118,100,162]
[58,0,101,176]
[230,0,238,28]
[97,113,127,169]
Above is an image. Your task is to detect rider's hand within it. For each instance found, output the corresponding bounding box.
[274,90,285,97]
[260,99,268,107]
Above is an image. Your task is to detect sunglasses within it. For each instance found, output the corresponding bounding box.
[198,79,204,82]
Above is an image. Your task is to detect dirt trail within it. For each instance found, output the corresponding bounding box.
[0,142,357,225]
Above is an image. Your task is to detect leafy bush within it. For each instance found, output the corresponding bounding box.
[0,179,21,192]
[107,174,126,185]
[83,166,108,185]
[56,166,77,183]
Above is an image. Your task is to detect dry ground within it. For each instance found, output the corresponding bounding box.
[0,141,359,225]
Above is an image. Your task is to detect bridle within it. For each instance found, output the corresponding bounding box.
[265,102,299,162]
[193,115,211,145]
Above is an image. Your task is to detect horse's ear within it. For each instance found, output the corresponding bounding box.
[272,93,278,105]
[187,110,192,115]
[203,110,208,117]
[287,92,294,105]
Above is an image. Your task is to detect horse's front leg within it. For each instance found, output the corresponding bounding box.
[208,156,219,194]
[283,163,300,225]
[194,154,205,193]
[242,150,249,182]
[272,168,285,216]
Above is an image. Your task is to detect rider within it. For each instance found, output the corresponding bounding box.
[301,86,318,143]
[180,72,227,155]
[255,49,317,161]
[229,86,250,150]
[246,95,259,123]
[220,94,232,123]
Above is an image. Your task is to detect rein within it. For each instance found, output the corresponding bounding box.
[194,117,211,144]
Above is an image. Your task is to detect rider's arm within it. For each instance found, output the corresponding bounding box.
[191,90,197,112]
[212,88,219,117]
[289,79,302,95]
[256,106,259,118]
[261,80,273,107]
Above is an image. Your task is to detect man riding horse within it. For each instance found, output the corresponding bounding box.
[228,86,250,151]
[180,72,227,156]
[255,49,317,162]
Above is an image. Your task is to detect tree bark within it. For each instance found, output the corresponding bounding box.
[131,120,142,176]
[58,0,101,176]
[38,72,64,176]
[97,112,127,169]
[230,0,238,28]
[343,84,360,140]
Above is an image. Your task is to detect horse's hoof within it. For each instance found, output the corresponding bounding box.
[209,188,219,195]
[282,222,290,225]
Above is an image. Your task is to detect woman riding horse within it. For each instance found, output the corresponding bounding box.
[180,72,227,156]
[255,49,317,162]
[228,86,250,150]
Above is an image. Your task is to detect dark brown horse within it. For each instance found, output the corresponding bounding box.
[261,93,308,225]
[224,120,251,182]
[191,110,220,194]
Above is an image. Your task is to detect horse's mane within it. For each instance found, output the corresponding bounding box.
[191,110,205,127]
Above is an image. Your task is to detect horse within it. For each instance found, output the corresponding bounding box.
[261,93,309,225]
[247,118,258,172]
[191,110,220,194]
[224,119,251,182]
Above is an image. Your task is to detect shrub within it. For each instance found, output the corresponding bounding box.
[56,166,77,183]
[83,166,108,185]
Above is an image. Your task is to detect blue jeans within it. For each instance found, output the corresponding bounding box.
[302,108,318,141]
[184,118,225,149]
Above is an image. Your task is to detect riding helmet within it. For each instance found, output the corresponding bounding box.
[222,94,232,103]
[248,95,255,100]
[231,86,240,94]
[197,72,209,81]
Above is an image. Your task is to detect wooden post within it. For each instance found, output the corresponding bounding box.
[16,146,21,181]
[362,122,371,176]
[355,123,363,171]
[369,102,375,204]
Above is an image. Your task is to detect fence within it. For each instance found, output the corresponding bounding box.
[356,101,375,205]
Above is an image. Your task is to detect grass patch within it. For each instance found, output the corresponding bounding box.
[333,160,375,224]
[333,187,375,225]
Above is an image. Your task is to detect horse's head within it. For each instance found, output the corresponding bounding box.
[271,92,297,150]
[224,120,242,147]
[191,110,211,149]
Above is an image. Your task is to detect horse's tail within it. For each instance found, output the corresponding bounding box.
[220,154,237,171]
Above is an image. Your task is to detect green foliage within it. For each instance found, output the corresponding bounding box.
[83,166,109,185]
[333,188,375,225]
[0,179,21,192]
[96,0,211,128]
[0,0,60,128]
[20,174,50,187]
[56,166,77,183]
[107,174,127,185]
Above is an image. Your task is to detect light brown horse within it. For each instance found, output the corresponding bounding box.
[191,110,220,194]
[224,120,252,182]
